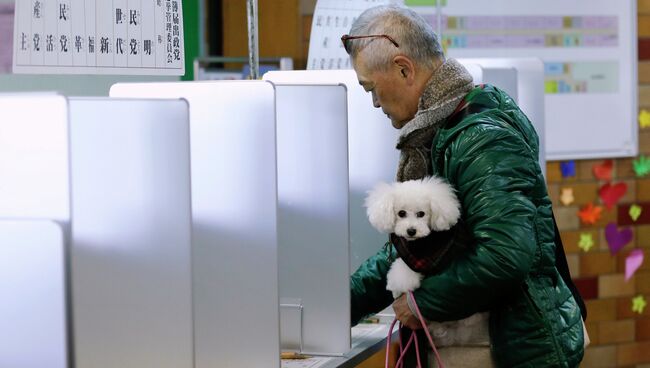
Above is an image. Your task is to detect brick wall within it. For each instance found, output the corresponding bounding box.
[546,2,650,367]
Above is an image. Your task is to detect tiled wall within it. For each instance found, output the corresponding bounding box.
[545,2,650,366]
[547,158,649,367]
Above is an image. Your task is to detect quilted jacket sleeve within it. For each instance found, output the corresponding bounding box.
[350,246,396,325]
[413,121,540,322]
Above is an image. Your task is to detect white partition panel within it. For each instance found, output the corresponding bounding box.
[0,94,70,220]
[68,98,193,368]
[0,220,67,368]
[264,70,398,274]
[110,81,280,368]
[264,66,484,273]
[274,84,350,355]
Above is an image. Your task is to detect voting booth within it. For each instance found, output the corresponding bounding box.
[273,83,351,355]
[110,81,281,368]
[0,94,194,368]
[264,59,542,275]
[265,70,400,274]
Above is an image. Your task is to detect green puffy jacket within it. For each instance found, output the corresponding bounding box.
[351,85,584,367]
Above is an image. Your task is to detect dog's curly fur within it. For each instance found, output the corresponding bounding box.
[365,176,460,298]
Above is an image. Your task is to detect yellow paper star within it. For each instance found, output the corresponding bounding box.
[632,295,647,314]
[578,233,594,252]
[560,188,574,206]
[640,110,650,129]
[630,205,643,222]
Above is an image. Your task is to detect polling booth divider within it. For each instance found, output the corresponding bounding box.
[264,70,400,274]
[272,83,351,356]
[0,220,67,368]
[0,94,71,222]
[110,81,281,368]
[0,94,194,368]
[67,97,194,368]
[263,58,545,272]
[263,65,484,274]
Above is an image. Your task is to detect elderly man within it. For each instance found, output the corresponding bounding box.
[344,5,585,368]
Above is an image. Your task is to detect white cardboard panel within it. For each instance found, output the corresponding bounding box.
[264,70,399,273]
[0,220,67,368]
[274,84,350,355]
[0,94,70,220]
[68,98,193,368]
[110,81,280,368]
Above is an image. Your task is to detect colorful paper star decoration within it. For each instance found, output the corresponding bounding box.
[578,203,603,225]
[578,233,594,252]
[630,205,643,222]
[634,156,650,177]
[632,295,647,314]
[640,109,650,129]
[560,188,574,206]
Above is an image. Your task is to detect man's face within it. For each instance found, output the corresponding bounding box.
[352,51,420,129]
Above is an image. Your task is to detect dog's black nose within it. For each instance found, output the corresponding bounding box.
[407,228,417,237]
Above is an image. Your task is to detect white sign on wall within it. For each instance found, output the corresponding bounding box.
[307,0,403,70]
[13,0,184,75]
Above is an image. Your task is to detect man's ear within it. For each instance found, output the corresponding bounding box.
[393,55,416,85]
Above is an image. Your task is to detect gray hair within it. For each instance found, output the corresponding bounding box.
[345,5,444,71]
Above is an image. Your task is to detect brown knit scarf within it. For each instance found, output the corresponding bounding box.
[395,59,474,182]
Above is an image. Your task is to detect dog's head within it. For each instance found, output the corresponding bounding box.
[365,177,461,241]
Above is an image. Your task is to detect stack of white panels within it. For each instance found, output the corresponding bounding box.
[0,94,193,368]
[110,81,280,368]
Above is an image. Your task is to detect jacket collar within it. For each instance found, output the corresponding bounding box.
[396,58,474,149]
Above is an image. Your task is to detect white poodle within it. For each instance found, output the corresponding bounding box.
[365,176,461,298]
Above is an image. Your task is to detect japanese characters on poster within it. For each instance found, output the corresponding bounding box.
[307,0,403,70]
[13,0,184,75]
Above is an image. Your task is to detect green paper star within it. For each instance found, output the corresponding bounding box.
[634,156,650,177]
[578,233,594,252]
[632,295,647,314]
[630,205,643,222]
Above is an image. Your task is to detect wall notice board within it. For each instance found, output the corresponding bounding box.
[409,0,638,160]
[0,0,193,95]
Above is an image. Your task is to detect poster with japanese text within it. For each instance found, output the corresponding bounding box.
[307,0,404,70]
[13,0,184,75]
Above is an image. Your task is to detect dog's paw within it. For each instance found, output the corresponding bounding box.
[386,259,423,298]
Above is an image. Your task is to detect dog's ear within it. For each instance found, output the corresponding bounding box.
[365,182,396,233]
[424,177,461,231]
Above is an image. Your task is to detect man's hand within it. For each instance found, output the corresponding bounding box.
[393,294,423,330]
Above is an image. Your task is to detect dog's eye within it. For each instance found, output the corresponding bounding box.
[416,211,425,218]
[398,210,407,218]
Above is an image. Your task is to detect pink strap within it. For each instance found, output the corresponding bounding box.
[384,292,445,368]
[409,291,445,368]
